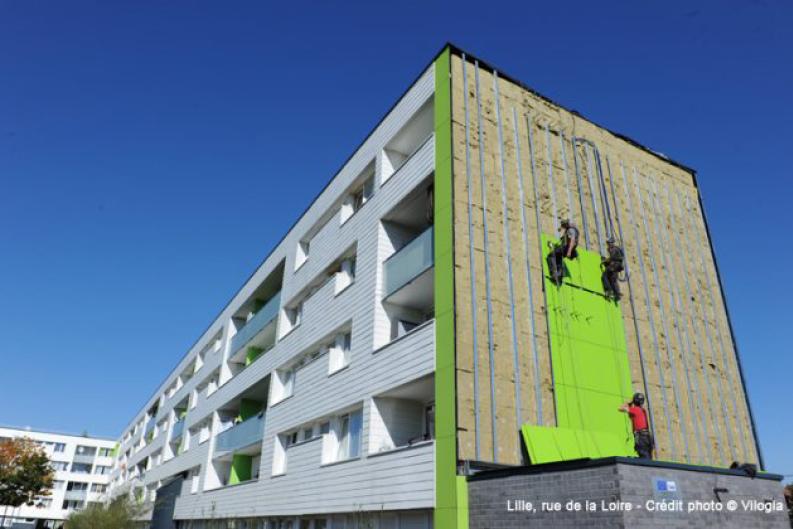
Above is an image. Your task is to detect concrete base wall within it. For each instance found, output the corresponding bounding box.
[468,458,788,529]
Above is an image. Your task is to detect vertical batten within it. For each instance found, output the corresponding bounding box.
[474,61,499,462]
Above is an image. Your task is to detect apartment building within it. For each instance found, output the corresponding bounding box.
[109,44,766,529]
[0,426,115,529]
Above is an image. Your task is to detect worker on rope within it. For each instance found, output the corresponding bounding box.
[619,393,654,459]
[547,219,579,286]
[601,237,625,301]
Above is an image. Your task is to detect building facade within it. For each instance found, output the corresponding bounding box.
[108,45,762,529]
[0,426,115,529]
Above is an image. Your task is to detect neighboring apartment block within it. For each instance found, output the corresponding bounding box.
[0,426,115,529]
[108,45,762,529]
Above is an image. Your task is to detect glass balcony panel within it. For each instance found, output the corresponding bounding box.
[71,454,96,465]
[215,414,265,455]
[171,419,185,441]
[230,292,281,355]
[384,227,434,297]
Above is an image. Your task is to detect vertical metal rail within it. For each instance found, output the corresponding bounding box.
[570,138,591,250]
[679,193,748,462]
[461,55,481,460]
[631,169,689,462]
[609,158,657,443]
[664,184,731,463]
[493,73,523,430]
[513,108,544,425]
[559,133,575,223]
[593,147,615,240]
[584,143,605,253]
[527,113,558,426]
[646,177,705,464]
[545,125,560,232]
[620,165,676,460]
[474,61,498,461]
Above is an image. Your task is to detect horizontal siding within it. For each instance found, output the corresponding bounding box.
[174,443,434,518]
[116,62,438,520]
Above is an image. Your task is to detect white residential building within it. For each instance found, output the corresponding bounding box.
[109,49,438,529]
[106,42,773,529]
[0,426,115,529]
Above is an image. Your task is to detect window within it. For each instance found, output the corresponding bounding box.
[53,443,65,453]
[328,332,351,374]
[336,409,362,461]
[341,174,374,224]
[190,468,200,494]
[52,461,69,471]
[94,465,110,475]
[272,367,295,404]
[334,257,356,294]
[52,480,65,490]
[302,427,314,441]
[75,445,96,456]
[98,447,113,457]
[425,402,435,440]
[67,481,88,491]
[284,431,298,448]
[288,303,302,328]
[319,422,330,435]
[62,500,84,510]
[91,484,107,493]
[296,239,310,270]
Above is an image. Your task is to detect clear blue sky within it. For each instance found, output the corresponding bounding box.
[1,1,790,478]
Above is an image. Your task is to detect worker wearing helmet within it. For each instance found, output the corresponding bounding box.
[619,392,654,459]
[547,219,579,285]
[601,237,625,301]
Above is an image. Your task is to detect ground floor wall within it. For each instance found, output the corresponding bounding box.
[467,458,787,529]
[174,509,433,529]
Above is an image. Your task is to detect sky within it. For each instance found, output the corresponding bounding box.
[0,1,790,479]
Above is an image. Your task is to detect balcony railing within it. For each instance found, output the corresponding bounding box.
[63,490,88,501]
[215,413,265,455]
[71,453,96,465]
[171,418,185,441]
[230,292,281,356]
[144,417,155,438]
[384,226,434,297]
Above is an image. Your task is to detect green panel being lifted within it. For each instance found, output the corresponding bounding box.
[522,236,634,463]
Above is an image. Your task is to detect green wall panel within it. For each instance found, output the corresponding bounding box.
[522,236,634,463]
[229,454,252,484]
[245,346,264,366]
[433,47,468,529]
[238,398,262,422]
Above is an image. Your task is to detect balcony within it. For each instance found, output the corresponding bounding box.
[171,418,185,441]
[63,490,88,501]
[384,226,434,301]
[71,453,95,465]
[214,413,265,456]
[230,292,280,358]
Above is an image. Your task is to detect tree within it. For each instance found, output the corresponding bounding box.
[784,484,792,528]
[0,437,54,526]
[65,497,141,529]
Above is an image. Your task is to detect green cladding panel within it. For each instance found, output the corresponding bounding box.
[433,47,467,529]
[238,399,262,422]
[522,236,634,463]
[229,454,252,485]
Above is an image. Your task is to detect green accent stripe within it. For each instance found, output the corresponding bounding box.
[433,47,467,529]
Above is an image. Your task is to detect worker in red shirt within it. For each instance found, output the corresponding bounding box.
[619,392,654,459]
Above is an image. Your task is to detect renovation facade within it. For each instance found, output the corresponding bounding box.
[0,426,115,528]
[108,45,764,528]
